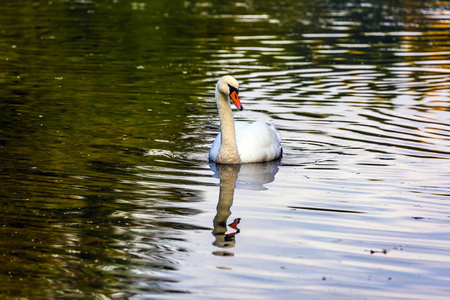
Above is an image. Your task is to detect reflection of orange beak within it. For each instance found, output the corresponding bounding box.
[230,91,243,111]
[228,218,241,230]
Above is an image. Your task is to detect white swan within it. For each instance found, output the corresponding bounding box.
[209,75,282,164]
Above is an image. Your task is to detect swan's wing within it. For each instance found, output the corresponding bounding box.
[209,133,221,162]
[235,121,282,163]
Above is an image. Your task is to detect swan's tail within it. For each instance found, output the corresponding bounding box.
[270,123,281,140]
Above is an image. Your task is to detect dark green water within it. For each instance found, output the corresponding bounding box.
[1,1,450,299]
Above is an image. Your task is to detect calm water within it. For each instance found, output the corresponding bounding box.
[1,0,450,299]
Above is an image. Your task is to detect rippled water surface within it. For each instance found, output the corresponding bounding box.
[1,0,450,299]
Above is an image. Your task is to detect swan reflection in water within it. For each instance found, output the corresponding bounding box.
[209,160,280,256]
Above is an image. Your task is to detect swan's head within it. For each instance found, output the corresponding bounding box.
[217,75,243,111]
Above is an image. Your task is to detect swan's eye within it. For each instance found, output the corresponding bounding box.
[228,84,239,95]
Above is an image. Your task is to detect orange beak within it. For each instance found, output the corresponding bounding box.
[230,90,243,111]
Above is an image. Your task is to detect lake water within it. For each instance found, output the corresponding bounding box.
[1,0,450,299]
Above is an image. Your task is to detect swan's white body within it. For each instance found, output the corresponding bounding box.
[209,76,282,164]
[209,121,282,163]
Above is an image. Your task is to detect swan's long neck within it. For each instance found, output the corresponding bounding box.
[216,88,240,164]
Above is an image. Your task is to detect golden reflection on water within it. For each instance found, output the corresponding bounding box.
[212,164,239,255]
